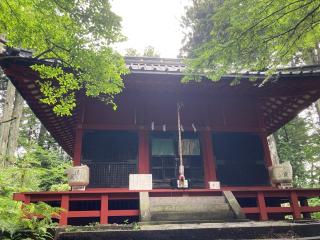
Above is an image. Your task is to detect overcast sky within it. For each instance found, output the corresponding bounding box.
[111,0,190,58]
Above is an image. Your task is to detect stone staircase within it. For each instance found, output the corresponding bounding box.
[140,192,244,222]
[150,196,233,221]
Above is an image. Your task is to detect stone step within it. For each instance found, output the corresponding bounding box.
[150,196,227,206]
[148,196,234,221]
[150,202,230,212]
[151,208,234,221]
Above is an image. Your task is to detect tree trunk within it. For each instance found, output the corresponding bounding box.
[38,123,46,147]
[315,101,320,125]
[309,44,320,125]
[310,161,315,187]
[267,134,280,165]
[0,81,16,165]
[7,91,24,160]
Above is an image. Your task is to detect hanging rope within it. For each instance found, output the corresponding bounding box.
[177,102,184,180]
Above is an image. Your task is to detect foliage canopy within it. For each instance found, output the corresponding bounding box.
[0,143,70,239]
[0,0,128,116]
[182,0,320,80]
[275,115,320,187]
[125,46,160,57]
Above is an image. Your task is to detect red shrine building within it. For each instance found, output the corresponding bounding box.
[1,48,320,225]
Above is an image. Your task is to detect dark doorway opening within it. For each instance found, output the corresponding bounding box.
[82,130,138,188]
[150,131,204,188]
[212,132,269,186]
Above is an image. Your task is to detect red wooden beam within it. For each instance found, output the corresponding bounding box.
[68,210,100,218]
[108,209,139,217]
[82,123,140,130]
[138,130,150,174]
[13,187,320,196]
[69,196,101,201]
[242,207,260,214]
[100,194,109,224]
[81,124,260,133]
[201,130,217,187]
[296,191,320,197]
[13,193,26,202]
[29,196,62,202]
[266,207,292,213]
[300,206,320,213]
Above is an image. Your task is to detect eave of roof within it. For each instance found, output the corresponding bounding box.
[124,56,320,78]
[1,48,320,156]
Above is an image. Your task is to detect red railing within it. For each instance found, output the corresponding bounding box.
[14,190,140,225]
[13,187,320,225]
[232,189,320,221]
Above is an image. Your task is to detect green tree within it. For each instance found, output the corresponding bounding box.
[275,116,320,187]
[0,97,71,238]
[181,1,320,190]
[182,0,320,81]
[143,45,160,57]
[180,0,220,58]
[125,46,160,57]
[0,148,67,238]
[0,0,128,116]
[125,48,140,57]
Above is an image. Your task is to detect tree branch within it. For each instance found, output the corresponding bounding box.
[262,3,320,43]
[3,0,21,22]
[0,117,17,124]
[0,38,7,45]
[34,47,55,59]
[257,0,314,35]
[239,0,305,39]
[46,38,71,53]
[280,18,320,60]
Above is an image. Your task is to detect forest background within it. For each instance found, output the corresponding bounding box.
[0,0,320,239]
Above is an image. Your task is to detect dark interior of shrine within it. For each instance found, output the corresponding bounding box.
[82,130,139,188]
[212,132,269,186]
[81,130,269,188]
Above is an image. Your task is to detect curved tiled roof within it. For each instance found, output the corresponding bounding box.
[1,47,320,156]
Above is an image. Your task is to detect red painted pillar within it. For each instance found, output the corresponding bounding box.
[138,130,150,174]
[59,195,69,226]
[200,130,217,188]
[73,127,83,166]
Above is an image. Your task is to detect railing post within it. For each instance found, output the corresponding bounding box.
[100,194,109,224]
[257,192,268,221]
[21,195,30,217]
[59,195,69,226]
[290,191,301,220]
